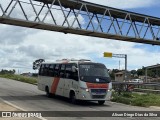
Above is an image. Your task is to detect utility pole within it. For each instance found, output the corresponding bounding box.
[125,54,127,81]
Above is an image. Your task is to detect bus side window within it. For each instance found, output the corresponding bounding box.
[65,64,78,81]
[39,64,44,76]
[42,64,46,76]
[49,64,55,77]
[60,64,65,78]
[54,64,60,77]
[71,64,78,81]
[44,64,49,76]
[65,64,72,79]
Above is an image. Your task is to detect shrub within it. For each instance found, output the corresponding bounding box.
[0,74,37,85]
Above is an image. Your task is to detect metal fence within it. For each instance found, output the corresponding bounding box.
[112,82,160,94]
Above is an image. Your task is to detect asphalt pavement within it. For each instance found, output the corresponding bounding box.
[0,78,159,120]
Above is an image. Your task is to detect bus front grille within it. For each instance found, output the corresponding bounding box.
[92,95,106,99]
[91,89,107,95]
[90,89,107,99]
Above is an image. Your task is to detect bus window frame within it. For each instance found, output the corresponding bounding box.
[54,64,60,77]
[59,64,66,78]
[39,64,44,76]
[48,64,55,77]
[65,63,78,81]
[39,63,78,81]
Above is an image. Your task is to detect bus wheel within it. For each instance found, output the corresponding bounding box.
[70,91,76,104]
[98,101,105,105]
[45,86,52,98]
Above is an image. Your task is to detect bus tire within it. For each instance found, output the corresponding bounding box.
[70,91,76,104]
[45,86,52,98]
[98,101,105,105]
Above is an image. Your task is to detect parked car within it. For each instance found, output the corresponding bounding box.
[130,79,143,83]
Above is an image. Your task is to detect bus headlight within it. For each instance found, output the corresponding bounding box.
[85,89,89,92]
[80,87,89,92]
[108,89,112,92]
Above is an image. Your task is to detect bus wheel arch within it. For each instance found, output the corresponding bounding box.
[45,86,52,98]
[98,100,105,105]
[69,90,77,104]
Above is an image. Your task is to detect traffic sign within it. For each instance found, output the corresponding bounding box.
[104,52,113,57]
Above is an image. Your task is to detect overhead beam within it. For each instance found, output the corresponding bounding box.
[0,0,160,45]
[34,0,160,26]
[1,16,160,45]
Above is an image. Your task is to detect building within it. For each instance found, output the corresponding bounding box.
[144,64,160,83]
[21,72,32,77]
[115,71,131,82]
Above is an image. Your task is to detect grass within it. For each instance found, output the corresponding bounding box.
[111,91,160,107]
[0,74,37,85]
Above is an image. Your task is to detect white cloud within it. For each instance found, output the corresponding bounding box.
[1,29,158,71]
[0,0,160,73]
[1,26,160,72]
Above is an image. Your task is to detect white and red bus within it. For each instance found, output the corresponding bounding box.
[38,59,112,105]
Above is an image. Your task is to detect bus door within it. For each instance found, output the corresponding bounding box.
[53,64,64,96]
[64,64,79,98]
[63,64,72,97]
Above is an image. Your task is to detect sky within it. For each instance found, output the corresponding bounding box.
[1,0,160,73]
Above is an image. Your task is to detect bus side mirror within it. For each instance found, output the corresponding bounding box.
[72,66,77,72]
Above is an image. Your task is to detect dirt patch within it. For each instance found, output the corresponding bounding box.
[0,102,19,111]
[0,100,41,120]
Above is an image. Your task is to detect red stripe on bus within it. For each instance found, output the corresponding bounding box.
[86,83,108,89]
[51,77,60,94]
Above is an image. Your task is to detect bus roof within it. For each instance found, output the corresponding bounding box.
[42,59,93,64]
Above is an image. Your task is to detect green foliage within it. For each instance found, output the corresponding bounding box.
[130,70,137,77]
[112,96,131,105]
[136,67,160,78]
[111,92,160,107]
[33,59,45,70]
[137,69,145,76]
[121,92,133,98]
[0,69,15,75]
[0,74,37,85]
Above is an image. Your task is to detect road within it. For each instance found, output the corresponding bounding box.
[0,78,159,120]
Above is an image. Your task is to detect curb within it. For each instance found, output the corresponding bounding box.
[149,106,160,110]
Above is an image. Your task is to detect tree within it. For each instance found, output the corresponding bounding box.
[131,70,137,75]
[130,70,137,78]
[137,68,145,76]
[33,59,45,70]
[0,69,15,75]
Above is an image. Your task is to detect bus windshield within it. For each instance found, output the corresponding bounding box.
[79,63,110,83]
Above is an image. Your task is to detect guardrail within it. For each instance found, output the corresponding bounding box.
[112,82,160,94]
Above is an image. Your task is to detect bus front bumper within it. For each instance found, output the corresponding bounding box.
[77,89,112,101]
